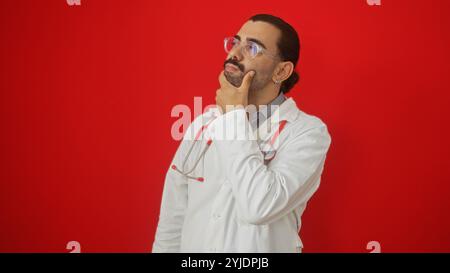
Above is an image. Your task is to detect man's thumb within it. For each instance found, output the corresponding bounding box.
[240,70,255,91]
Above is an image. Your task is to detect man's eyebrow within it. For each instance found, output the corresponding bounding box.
[234,34,267,50]
[247,37,267,49]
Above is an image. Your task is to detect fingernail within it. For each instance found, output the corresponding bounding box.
[250,71,255,76]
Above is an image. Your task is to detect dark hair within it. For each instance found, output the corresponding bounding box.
[249,14,300,94]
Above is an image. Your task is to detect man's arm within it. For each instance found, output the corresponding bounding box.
[152,111,217,252]
[152,139,189,253]
[211,109,331,225]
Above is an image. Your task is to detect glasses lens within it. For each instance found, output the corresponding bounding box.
[224,37,238,53]
[245,42,260,59]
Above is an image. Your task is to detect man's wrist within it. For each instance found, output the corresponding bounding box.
[223,104,247,113]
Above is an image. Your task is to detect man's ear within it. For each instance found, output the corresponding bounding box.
[273,61,294,83]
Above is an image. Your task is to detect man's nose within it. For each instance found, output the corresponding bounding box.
[228,45,243,62]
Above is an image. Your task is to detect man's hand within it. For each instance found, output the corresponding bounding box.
[216,70,255,113]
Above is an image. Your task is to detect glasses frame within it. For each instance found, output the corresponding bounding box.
[224,36,279,60]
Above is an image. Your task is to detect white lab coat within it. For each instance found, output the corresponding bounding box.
[152,97,331,253]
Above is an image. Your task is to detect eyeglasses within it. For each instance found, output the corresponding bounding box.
[224,37,278,60]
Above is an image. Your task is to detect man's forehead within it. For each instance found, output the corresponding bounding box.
[236,21,280,51]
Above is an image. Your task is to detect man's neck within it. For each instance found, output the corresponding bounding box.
[248,86,280,110]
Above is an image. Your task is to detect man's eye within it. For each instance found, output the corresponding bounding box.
[248,43,260,55]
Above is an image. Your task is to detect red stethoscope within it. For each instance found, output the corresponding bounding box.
[171,117,288,183]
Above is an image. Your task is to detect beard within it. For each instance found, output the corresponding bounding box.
[223,58,272,93]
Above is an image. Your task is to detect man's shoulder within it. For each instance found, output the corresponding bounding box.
[297,109,328,129]
[287,100,330,139]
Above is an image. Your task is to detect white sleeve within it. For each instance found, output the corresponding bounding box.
[152,112,213,252]
[151,139,188,252]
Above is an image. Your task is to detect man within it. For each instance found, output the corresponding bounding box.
[153,14,331,253]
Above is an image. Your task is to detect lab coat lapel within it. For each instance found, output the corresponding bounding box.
[255,97,300,143]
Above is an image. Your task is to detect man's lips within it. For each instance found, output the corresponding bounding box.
[225,63,241,73]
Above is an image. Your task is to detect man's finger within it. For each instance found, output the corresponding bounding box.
[239,70,255,92]
[218,70,230,88]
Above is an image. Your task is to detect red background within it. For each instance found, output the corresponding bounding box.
[1,0,450,253]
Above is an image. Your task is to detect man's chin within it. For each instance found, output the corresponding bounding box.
[224,71,243,87]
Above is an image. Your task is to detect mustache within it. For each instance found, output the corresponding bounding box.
[223,58,245,72]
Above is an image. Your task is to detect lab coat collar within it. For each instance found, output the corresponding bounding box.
[248,92,286,130]
[202,96,300,142]
[255,97,300,142]
[269,97,300,124]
